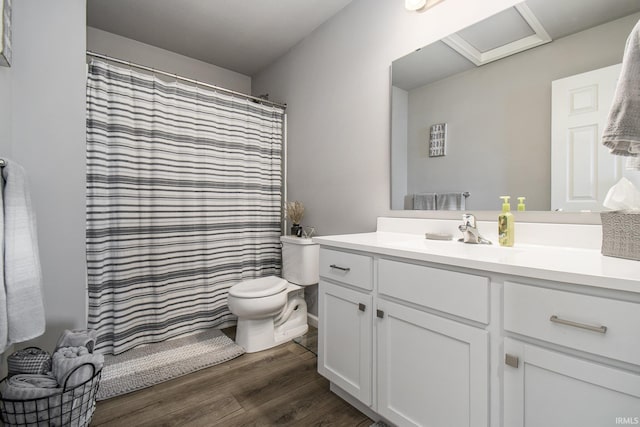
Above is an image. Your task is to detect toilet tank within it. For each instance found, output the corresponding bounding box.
[280,235,319,286]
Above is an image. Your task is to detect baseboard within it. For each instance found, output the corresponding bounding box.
[307,313,318,328]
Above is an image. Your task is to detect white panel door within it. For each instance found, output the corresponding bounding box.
[318,280,373,406]
[551,64,623,212]
[504,338,640,427]
[377,299,489,427]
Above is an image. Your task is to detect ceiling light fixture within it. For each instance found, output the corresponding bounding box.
[405,0,446,12]
[405,0,426,11]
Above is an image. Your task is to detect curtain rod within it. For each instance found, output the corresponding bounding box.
[86,51,287,110]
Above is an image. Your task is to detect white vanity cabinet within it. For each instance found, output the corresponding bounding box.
[318,248,490,427]
[376,259,489,427]
[503,281,640,427]
[314,220,640,427]
[318,248,374,406]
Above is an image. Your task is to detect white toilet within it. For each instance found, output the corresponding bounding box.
[227,236,319,353]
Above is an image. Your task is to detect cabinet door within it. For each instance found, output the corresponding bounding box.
[504,338,640,427]
[318,280,373,406]
[377,299,489,427]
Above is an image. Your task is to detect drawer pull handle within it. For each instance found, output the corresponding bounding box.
[377,309,385,319]
[329,264,351,272]
[358,303,366,312]
[549,315,607,334]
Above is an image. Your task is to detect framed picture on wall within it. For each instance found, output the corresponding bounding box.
[429,123,447,157]
[0,0,11,67]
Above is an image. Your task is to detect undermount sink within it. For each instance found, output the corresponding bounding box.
[388,238,525,259]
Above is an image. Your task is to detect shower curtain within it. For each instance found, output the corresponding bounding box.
[86,60,284,355]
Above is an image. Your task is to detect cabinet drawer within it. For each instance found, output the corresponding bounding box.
[319,248,373,290]
[504,282,640,365]
[378,258,489,324]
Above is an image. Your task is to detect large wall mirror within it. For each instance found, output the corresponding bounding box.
[391,0,640,213]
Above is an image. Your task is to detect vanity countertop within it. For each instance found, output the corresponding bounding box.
[313,231,640,294]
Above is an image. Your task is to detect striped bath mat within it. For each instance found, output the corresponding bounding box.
[96,328,244,400]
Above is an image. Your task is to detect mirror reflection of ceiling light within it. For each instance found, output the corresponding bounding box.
[405,0,446,12]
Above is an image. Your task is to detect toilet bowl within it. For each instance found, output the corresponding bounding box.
[228,278,308,353]
[228,276,288,318]
[227,236,319,353]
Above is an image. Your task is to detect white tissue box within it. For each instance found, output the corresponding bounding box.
[600,210,640,261]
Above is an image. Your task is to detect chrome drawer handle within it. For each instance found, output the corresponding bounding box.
[329,264,351,272]
[549,315,607,334]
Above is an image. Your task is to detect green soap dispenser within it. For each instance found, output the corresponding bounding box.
[498,196,514,247]
[517,197,526,212]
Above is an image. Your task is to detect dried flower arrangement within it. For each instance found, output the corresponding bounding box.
[284,201,305,224]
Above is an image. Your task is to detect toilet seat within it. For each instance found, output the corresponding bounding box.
[229,276,288,298]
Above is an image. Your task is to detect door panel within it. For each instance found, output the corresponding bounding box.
[377,299,488,427]
[318,280,373,406]
[504,338,640,427]
[551,64,623,212]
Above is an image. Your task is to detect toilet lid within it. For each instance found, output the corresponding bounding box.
[229,276,288,298]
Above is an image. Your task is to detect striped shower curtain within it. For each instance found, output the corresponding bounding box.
[86,60,284,355]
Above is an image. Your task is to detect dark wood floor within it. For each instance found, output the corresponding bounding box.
[92,328,371,426]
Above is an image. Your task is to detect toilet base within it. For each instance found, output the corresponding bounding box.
[236,318,308,353]
[235,288,309,353]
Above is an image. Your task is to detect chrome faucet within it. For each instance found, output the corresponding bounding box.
[458,214,492,244]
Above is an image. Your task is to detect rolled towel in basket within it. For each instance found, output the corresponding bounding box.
[52,346,104,389]
[0,373,60,400]
[55,329,98,353]
[0,375,62,425]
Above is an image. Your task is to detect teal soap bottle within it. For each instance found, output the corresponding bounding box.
[498,196,514,247]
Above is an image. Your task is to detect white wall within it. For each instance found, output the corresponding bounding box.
[87,27,251,93]
[253,0,521,236]
[5,0,87,353]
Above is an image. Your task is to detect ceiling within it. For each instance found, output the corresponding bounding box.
[392,0,640,91]
[87,0,354,76]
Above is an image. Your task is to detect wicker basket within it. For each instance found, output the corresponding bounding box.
[0,364,101,427]
[600,210,640,261]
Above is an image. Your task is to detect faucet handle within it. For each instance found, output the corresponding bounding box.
[462,213,476,227]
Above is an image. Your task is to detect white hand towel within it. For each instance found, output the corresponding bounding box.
[602,18,640,170]
[1,159,46,352]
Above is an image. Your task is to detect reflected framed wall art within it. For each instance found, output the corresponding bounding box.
[429,123,447,157]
